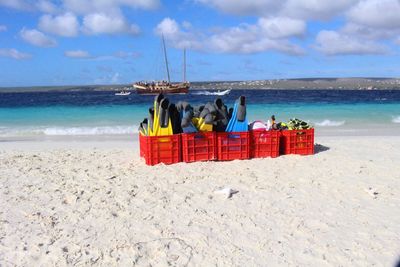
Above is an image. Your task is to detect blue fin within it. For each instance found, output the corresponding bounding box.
[225,102,238,132]
[226,96,248,132]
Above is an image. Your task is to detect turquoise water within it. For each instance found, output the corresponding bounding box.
[0,89,400,137]
[0,103,399,137]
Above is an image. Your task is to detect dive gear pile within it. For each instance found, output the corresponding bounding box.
[139,93,249,136]
[138,93,315,165]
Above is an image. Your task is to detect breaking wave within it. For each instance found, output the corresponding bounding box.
[0,125,138,137]
[392,116,400,123]
[314,120,345,127]
[192,89,231,96]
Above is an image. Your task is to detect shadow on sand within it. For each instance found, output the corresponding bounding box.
[314,143,330,154]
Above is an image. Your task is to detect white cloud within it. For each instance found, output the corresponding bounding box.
[36,0,59,13]
[347,0,400,29]
[342,22,400,40]
[155,18,202,50]
[0,48,32,59]
[156,17,180,35]
[82,13,140,35]
[64,50,92,58]
[0,25,7,32]
[196,0,358,20]
[310,0,400,55]
[196,0,400,52]
[0,0,32,10]
[196,0,281,16]
[315,30,388,55]
[208,23,304,54]
[64,50,141,60]
[258,17,306,38]
[113,51,141,58]
[182,21,192,29]
[0,0,155,38]
[121,0,160,9]
[39,13,79,37]
[63,0,113,15]
[0,0,159,13]
[156,17,304,55]
[282,0,358,20]
[63,0,160,15]
[20,28,57,47]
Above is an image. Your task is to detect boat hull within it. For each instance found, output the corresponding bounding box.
[134,83,189,95]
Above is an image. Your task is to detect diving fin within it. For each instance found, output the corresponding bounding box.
[168,103,182,134]
[193,105,204,118]
[158,98,173,136]
[225,102,238,132]
[197,107,214,131]
[231,96,248,132]
[226,96,248,132]
[139,118,148,136]
[214,98,229,132]
[228,107,233,120]
[147,107,154,136]
[181,107,197,133]
[152,93,164,136]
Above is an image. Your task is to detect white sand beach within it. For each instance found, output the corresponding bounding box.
[1,135,400,266]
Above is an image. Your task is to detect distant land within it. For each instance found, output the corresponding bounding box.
[1,78,400,92]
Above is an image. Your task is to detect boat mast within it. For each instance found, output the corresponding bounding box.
[183,48,186,83]
[162,34,171,83]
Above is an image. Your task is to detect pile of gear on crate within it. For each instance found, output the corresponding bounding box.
[138,93,315,165]
[138,93,313,135]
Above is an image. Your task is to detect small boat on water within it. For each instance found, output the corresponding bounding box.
[115,91,131,96]
[192,89,231,96]
[134,81,189,95]
[214,89,231,96]
[133,35,189,95]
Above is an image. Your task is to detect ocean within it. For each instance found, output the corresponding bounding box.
[1,89,400,138]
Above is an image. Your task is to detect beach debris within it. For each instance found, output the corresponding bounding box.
[214,187,239,199]
[364,187,379,198]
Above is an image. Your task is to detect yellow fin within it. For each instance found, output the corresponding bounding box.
[158,118,173,136]
[197,117,213,132]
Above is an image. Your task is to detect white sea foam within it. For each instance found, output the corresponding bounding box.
[0,125,138,137]
[314,120,345,127]
[392,116,400,123]
[43,126,138,135]
[193,89,231,96]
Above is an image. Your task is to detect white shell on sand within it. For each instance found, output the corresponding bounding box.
[214,187,239,198]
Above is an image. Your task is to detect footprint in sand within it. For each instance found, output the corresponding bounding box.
[109,238,193,266]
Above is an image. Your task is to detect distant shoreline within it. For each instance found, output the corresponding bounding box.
[1,77,400,92]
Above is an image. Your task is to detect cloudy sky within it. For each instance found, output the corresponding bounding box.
[1,0,400,86]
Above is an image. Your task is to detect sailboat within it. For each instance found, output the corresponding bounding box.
[133,35,190,95]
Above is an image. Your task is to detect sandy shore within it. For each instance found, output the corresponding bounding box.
[1,135,400,266]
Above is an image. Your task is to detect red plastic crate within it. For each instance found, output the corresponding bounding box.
[139,134,181,165]
[181,132,217,163]
[280,129,314,155]
[217,132,250,161]
[250,130,280,158]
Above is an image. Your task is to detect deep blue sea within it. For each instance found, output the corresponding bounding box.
[1,89,400,137]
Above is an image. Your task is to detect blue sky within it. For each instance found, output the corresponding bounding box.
[1,0,400,87]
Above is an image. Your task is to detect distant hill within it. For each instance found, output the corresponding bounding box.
[191,77,400,90]
[1,78,400,92]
